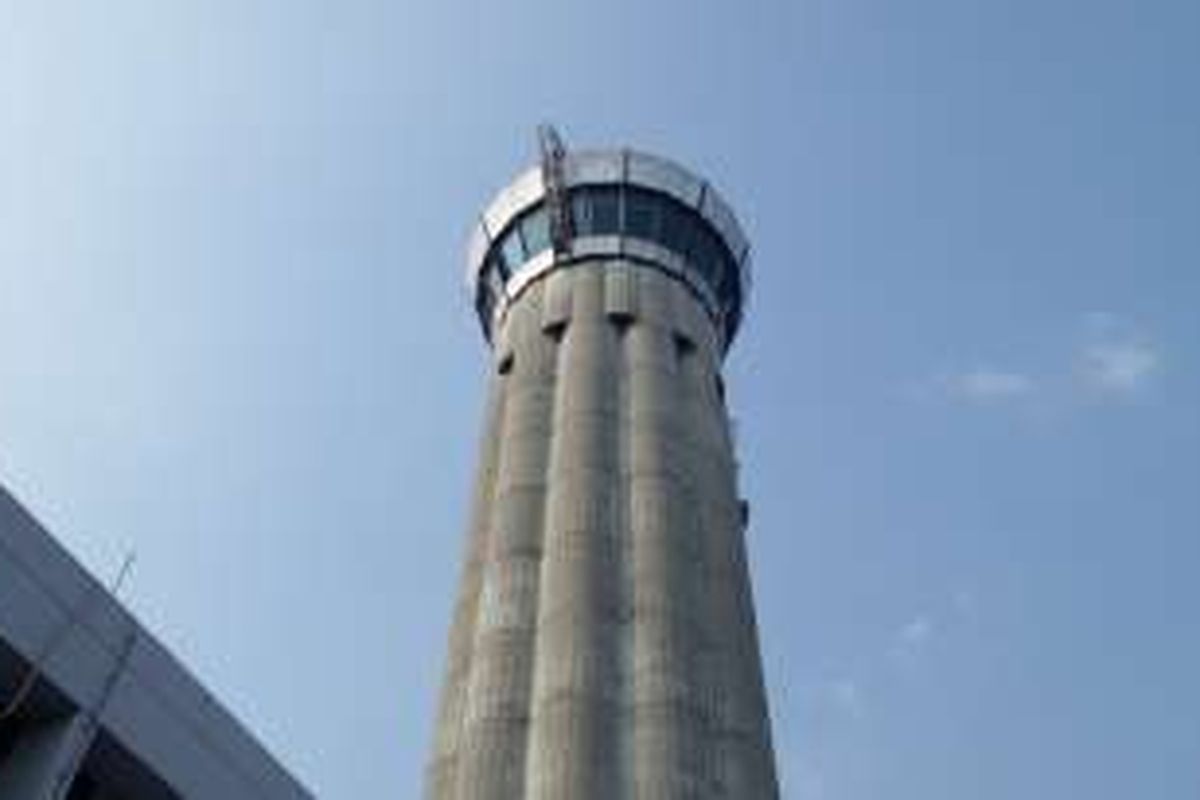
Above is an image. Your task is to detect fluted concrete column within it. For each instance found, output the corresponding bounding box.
[525,267,623,800]
[0,713,94,800]
[676,314,779,799]
[426,354,509,798]
[454,293,558,799]
[626,273,710,799]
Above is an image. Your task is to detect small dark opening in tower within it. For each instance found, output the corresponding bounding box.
[715,374,727,404]
[673,331,696,358]
[608,312,633,333]
[497,352,514,375]
[543,320,567,342]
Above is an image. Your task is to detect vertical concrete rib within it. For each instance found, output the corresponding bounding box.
[724,536,779,799]
[426,361,509,798]
[452,292,557,799]
[627,270,709,799]
[612,282,635,800]
[679,312,778,800]
[525,266,622,800]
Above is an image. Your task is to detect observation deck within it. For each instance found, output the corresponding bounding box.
[466,148,751,353]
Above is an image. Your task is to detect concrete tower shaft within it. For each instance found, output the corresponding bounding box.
[428,148,778,799]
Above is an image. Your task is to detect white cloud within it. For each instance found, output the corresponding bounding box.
[953,368,1035,401]
[920,315,1164,408]
[1080,340,1160,393]
[1077,312,1160,394]
[898,615,933,647]
[890,614,936,666]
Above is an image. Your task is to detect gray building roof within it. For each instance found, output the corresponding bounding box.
[0,484,313,799]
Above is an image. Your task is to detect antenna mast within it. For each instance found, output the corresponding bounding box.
[537,124,572,258]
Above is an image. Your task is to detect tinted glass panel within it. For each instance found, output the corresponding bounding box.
[520,207,551,256]
[570,191,593,236]
[589,187,620,234]
[719,257,736,292]
[705,242,724,284]
[658,202,689,255]
[692,225,722,282]
[500,228,526,270]
[625,189,660,240]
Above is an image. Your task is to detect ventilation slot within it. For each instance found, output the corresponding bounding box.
[497,351,515,375]
[604,265,636,326]
[673,331,696,358]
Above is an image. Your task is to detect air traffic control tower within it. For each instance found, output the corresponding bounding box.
[427,132,779,799]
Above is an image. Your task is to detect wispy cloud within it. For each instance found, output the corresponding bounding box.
[820,614,941,720]
[889,614,936,666]
[898,615,933,647]
[921,314,1163,408]
[795,592,976,797]
[950,368,1036,401]
[1080,340,1160,393]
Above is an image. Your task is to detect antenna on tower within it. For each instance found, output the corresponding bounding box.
[537,124,572,258]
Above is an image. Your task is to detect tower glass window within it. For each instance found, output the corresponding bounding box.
[490,187,736,306]
[624,187,661,241]
[575,185,620,235]
[520,206,551,257]
[499,227,526,271]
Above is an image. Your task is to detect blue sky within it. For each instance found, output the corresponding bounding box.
[2,0,1198,796]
